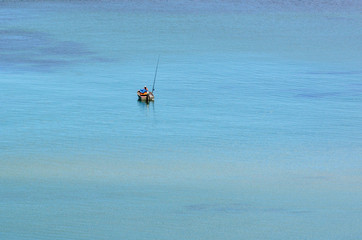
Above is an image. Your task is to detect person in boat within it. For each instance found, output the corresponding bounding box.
[139,86,149,96]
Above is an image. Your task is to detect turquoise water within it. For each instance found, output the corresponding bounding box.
[1,1,362,239]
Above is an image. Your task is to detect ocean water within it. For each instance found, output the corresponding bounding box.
[1,1,362,239]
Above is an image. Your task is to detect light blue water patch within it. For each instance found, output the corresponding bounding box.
[0,1,362,239]
[1,179,361,240]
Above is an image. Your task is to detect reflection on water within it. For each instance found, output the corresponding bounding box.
[137,99,155,111]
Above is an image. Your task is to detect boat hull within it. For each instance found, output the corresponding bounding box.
[137,92,154,101]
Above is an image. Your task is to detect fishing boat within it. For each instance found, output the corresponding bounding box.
[137,56,159,102]
[137,91,154,101]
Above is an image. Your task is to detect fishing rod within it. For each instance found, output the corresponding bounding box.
[152,55,160,93]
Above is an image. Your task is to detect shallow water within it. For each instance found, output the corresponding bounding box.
[1,1,362,239]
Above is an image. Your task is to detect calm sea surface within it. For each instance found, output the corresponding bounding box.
[1,1,362,239]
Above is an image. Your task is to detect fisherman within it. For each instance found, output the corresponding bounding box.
[138,86,149,96]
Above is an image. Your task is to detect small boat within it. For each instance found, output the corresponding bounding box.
[137,91,154,102]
